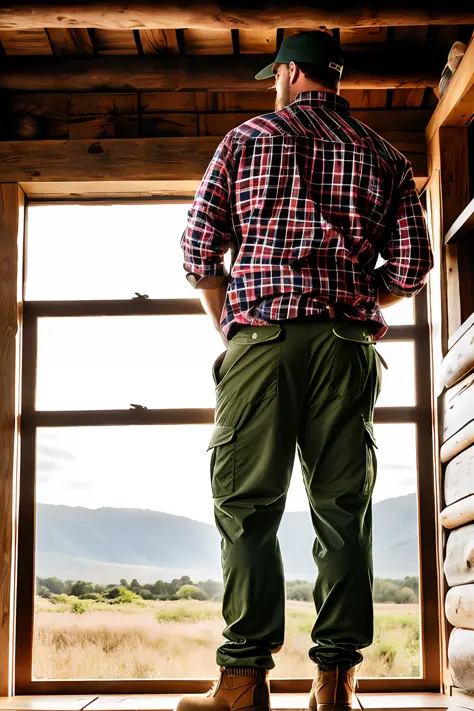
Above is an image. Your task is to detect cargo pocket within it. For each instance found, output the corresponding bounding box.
[215,324,282,402]
[361,419,378,497]
[207,425,236,497]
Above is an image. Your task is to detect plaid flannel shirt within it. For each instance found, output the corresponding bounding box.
[181,91,433,339]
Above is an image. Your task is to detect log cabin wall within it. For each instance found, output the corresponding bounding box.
[425,30,474,701]
[0,7,474,699]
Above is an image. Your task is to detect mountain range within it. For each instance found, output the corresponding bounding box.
[36,493,418,584]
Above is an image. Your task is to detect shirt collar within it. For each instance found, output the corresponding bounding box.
[292,90,351,116]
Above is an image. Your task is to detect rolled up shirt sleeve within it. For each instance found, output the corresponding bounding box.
[374,161,434,297]
[181,134,234,289]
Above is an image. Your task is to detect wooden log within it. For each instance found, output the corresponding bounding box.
[451,688,474,710]
[440,316,474,389]
[0,2,473,30]
[0,137,219,181]
[445,523,474,587]
[446,585,474,629]
[0,184,24,696]
[441,495,474,529]
[449,627,474,692]
[0,52,444,92]
[445,446,474,506]
[442,372,474,443]
[0,136,427,183]
[441,421,474,464]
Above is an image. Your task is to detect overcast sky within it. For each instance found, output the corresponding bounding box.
[28,204,418,525]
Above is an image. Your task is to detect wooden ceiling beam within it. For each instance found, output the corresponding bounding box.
[0,136,427,183]
[0,2,473,30]
[0,50,444,92]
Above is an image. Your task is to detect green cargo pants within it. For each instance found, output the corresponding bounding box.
[208,319,382,671]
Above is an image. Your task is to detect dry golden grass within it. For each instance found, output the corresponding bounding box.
[33,599,420,680]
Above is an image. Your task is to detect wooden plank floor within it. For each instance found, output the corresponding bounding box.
[0,694,449,711]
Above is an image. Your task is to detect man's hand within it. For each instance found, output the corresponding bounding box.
[377,283,405,309]
[197,281,229,348]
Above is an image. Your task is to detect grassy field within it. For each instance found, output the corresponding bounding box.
[34,598,420,680]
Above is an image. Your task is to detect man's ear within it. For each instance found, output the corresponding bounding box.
[289,61,300,85]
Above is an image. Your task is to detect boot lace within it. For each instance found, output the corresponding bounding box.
[206,679,219,698]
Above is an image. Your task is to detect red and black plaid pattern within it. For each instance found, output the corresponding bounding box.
[181,91,433,338]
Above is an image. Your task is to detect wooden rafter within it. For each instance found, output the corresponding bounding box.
[0,50,445,92]
[0,136,427,183]
[0,1,473,30]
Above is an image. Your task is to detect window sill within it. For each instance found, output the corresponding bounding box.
[0,693,449,711]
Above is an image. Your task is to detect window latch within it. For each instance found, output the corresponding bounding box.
[133,292,149,299]
[130,403,148,410]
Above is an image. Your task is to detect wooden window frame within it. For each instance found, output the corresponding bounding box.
[13,196,440,695]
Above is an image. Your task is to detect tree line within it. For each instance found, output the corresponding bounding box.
[37,575,419,604]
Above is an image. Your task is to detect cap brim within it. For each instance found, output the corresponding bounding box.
[255,63,274,80]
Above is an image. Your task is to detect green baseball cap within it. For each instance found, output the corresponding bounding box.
[255,30,344,81]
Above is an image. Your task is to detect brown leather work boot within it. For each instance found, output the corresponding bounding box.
[309,665,357,711]
[176,667,270,711]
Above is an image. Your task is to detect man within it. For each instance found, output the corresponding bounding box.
[178,30,433,711]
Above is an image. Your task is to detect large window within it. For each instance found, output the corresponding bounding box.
[17,202,438,693]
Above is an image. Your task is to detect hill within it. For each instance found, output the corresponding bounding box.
[36,494,418,583]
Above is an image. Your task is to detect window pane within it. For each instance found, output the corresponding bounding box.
[26,203,416,327]
[34,423,420,680]
[382,298,415,325]
[26,204,196,301]
[36,319,415,411]
[36,316,224,410]
[375,341,416,407]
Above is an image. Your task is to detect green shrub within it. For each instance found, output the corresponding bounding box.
[70,581,94,597]
[177,585,208,601]
[155,602,217,624]
[396,586,417,604]
[80,593,102,601]
[70,600,89,615]
[286,583,312,602]
[51,594,70,605]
